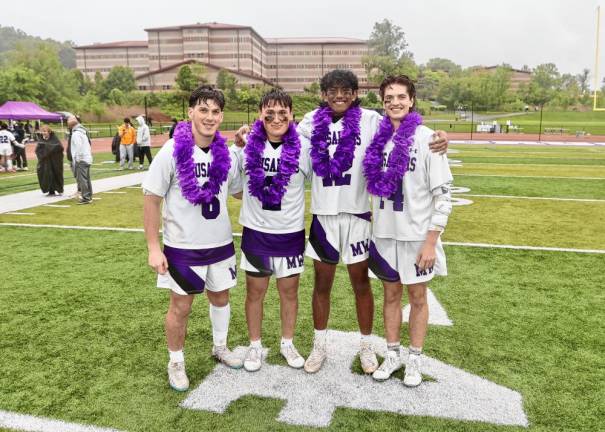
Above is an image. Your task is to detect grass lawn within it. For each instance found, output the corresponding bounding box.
[1,142,604,431]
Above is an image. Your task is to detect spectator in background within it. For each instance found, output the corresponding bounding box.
[118,117,137,170]
[0,122,17,173]
[168,118,178,139]
[13,122,28,171]
[67,116,93,204]
[136,115,152,169]
[35,124,64,196]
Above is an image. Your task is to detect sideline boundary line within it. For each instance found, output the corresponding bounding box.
[1,223,602,254]
[0,409,123,432]
[453,173,605,180]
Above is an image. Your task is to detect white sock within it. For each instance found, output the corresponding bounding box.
[250,339,262,348]
[280,337,293,348]
[7,160,13,170]
[169,349,184,363]
[314,329,327,343]
[409,345,423,355]
[209,303,230,347]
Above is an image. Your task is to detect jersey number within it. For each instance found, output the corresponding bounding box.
[379,182,404,212]
[262,176,281,211]
[201,182,221,220]
[322,173,351,187]
[0,136,9,144]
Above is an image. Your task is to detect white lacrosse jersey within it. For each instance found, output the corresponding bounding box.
[298,108,381,216]
[238,137,312,233]
[371,125,453,241]
[0,130,16,151]
[142,139,243,249]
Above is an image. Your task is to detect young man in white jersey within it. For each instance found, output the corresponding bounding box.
[235,89,312,372]
[143,86,244,392]
[295,70,449,375]
[0,123,17,173]
[365,75,453,387]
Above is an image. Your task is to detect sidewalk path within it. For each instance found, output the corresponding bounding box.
[0,172,146,214]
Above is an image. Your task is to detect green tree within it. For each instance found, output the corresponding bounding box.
[5,41,78,110]
[524,63,560,106]
[0,66,42,104]
[99,66,136,101]
[363,19,417,85]
[425,58,461,76]
[72,69,93,96]
[216,69,238,107]
[368,19,409,58]
[175,63,207,92]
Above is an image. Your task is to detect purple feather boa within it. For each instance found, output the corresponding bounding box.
[245,120,301,206]
[363,112,422,197]
[310,105,361,178]
[173,121,231,205]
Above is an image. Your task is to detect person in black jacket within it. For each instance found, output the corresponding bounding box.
[35,125,64,195]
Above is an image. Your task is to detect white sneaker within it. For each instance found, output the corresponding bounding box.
[212,345,243,369]
[244,345,263,372]
[23,167,28,171]
[167,361,189,392]
[359,341,379,374]
[304,338,327,373]
[372,350,403,381]
[280,344,305,369]
[403,353,423,387]
[139,165,144,170]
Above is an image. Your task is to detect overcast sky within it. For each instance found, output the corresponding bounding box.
[2,0,603,85]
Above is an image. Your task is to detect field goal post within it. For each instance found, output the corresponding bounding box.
[594,6,605,110]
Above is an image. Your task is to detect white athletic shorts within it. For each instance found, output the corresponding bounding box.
[368,236,447,285]
[157,254,237,295]
[306,213,371,265]
[240,252,305,279]
[0,144,12,156]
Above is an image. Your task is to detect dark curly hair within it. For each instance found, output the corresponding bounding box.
[189,85,225,110]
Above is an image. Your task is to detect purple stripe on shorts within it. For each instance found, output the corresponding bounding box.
[164,243,235,266]
[352,211,372,222]
[368,240,400,283]
[241,227,305,257]
[168,263,206,294]
[308,215,339,264]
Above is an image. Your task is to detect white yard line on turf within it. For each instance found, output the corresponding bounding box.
[455,162,604,168]
[4,212,35,215]
[42,204,72,208]
[450,140,604,146]
[0,222,601,253]
[453,173,605,180]
[457,194,605,203]
[0,409,124,432]
[0,172,146,214]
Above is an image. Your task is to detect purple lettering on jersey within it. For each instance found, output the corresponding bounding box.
[164,243,235,267]
[241,227,305,257]
[368,241,400,282]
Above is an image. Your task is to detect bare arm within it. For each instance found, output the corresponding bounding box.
[143,194,168,274]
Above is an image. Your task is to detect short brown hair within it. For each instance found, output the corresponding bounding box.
[379,75,416,110]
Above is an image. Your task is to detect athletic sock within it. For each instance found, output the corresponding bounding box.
[409,345,423,356]
[314,329,327,344]
[209,303,230,347]
[387,343,401,356]
[280,337,293,348]
[250,339,262,349]
[360,333,372,345]
[169,349,184,364]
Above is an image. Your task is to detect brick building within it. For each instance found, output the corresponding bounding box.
[75,22,370,93]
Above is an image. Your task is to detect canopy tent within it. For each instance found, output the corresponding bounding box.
[0,101,62,121]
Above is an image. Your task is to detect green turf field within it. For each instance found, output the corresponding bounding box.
[1,143,604,431]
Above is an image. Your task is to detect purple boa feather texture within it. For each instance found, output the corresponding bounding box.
[363,112,422,197]
[310,105,361,178]
[173,121,231,205]
[245,120,301,205]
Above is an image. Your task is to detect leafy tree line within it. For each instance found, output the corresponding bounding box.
[363,19,595,111]
[0,23,598,121]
